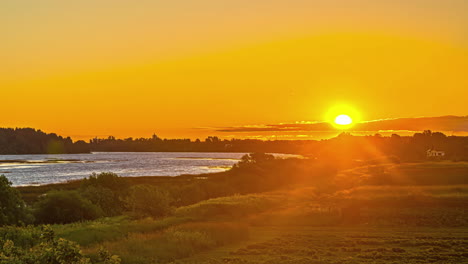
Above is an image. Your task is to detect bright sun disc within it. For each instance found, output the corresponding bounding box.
[325,104,360,129]
[334,114,353,125]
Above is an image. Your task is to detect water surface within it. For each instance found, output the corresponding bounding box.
[0,152,248,186]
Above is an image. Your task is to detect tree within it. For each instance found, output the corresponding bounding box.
[124,185,173,218]
[236,153,275,167]
[33,191,102,224]
[81,172,128,193]
[80,173,128,216]
[0,128,90,154]
[0,175,32,226]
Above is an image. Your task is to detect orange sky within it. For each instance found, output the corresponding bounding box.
[2,1,468,140]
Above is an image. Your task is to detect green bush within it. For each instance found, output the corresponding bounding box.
[34,191,103,224]
[80,173,128,216]
[81,172,128,192]
[81,186,123,216]
[124,185,174,218]
[0,225,41,249]
[0,225,120,264]
[0,175,32,226]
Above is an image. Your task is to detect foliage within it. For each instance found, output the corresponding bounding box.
[81,172,129,216]
[81,173,129,192]
[81,187,120,216]
[88,130,468,162]
[88,135,309,153]
[0,226,120,264]
[124,185,174,218]
[236,153,276,167]
[1,126,468,162]
[23,155,335,225]
[0,128,89,154]
[0,175,32,226]
[10,166,467,263]
[97,247,121,264]
[0,225,120,264]
[34,191,103,224]
[168,180,236,207]
[0,226,41,249]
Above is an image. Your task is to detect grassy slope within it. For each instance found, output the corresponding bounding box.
[18,161,468,263]
[51,184,468,263]
[177,181,468,263]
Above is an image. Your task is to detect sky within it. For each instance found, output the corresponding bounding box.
[2,0,468,140]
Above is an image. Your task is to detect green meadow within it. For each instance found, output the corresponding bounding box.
[1,158,468,263]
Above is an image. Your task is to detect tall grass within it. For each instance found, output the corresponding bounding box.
[335,185,468,201]
[175,194,282,220]
[98,222,249,263]
[53,216,191,247]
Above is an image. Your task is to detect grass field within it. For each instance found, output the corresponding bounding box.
[45,182,467,263]
[5,161,468,263]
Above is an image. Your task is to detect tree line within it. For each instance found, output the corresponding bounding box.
[0,128,467,161]
[0,128,89,154]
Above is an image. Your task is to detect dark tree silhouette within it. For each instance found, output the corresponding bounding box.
[0,128,90,154]
[0,127,466,161]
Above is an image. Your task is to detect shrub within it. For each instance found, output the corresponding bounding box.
[97,247,121,264]
[0,175,32,226]
[236,153,276,167]
[81,172,128,193]
[124,185,174,218]
[0,225,120,264]
[81,186,123,216]
[33,191,103,224]
[80,173,129,217]
[0,225,41,249]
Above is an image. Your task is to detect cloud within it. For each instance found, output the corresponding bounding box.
[216,116,468,134]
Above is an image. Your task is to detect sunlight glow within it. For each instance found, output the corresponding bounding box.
[326,104,360,129]
[334,114,353,126]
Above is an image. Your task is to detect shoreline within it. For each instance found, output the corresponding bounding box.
[4,152,299,188]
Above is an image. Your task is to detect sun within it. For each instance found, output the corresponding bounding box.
[334,114,353,126]
[325,104,360,129]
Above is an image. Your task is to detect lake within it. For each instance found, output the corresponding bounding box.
[0,152,251,186]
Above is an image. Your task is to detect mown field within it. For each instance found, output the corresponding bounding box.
[184,226,468,264]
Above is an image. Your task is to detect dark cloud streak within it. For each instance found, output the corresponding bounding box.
[216,116,468,133]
